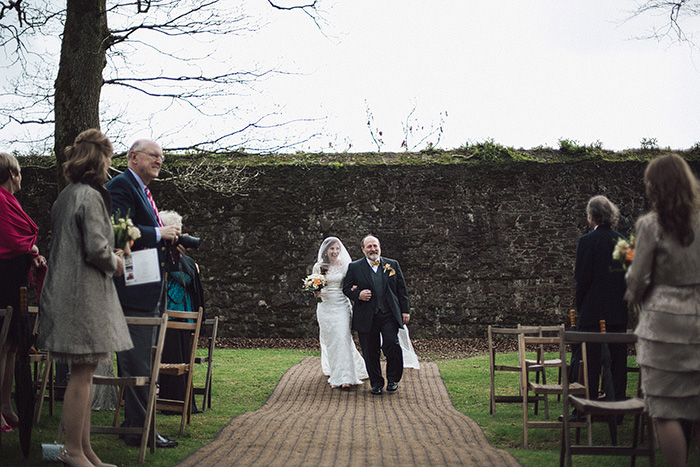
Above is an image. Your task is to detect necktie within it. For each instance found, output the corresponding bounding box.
[144,186,163,226]
[370,260,380,267]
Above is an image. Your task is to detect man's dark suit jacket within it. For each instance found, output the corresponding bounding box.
[343,257,410,333]
[574,225,628,328]
[106,169,165,312]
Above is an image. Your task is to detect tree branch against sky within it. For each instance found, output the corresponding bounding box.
[0,0,328,162]
[631,0,700,46]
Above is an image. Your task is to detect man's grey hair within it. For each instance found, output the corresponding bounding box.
[586,195,619,227]
[128,139,156,158]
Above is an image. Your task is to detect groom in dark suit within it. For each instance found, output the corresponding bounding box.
[343,235,410,395]
[107,139,181,447]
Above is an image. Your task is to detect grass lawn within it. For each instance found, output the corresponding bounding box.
[2,348,697,466]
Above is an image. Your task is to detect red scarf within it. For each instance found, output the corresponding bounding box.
[0,186,39,259]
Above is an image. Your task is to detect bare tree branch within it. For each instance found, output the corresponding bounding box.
[0,0,329,155]
[630,0,700,45]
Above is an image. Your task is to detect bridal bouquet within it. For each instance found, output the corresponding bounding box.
[302,273,328,302]
[612,234,635,270]
[112,212,141,255]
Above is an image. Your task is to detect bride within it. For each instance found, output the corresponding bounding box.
[313,237,368,388]
[312,237,419,388]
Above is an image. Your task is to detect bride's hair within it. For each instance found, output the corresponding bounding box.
[313,237,352,274]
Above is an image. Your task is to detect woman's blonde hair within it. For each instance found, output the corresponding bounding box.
[63,129,113,185]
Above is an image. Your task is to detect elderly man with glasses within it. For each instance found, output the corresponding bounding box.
[106,139,181,448]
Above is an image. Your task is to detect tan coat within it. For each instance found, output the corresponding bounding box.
[39,183,132,355]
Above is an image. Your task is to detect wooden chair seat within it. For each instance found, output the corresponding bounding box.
[569,395,645,416]
[530,381,585,395]
[159,363,188,376]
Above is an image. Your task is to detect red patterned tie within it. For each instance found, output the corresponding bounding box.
[144,186,163,226]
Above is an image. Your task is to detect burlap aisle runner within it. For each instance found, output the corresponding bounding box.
[178,357,520,466]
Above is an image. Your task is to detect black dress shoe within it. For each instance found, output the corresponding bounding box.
[156,433,178,448]
[370,386,383,395]
[557,413,580,422]
[124,432,178,448]
[386,382,398,392]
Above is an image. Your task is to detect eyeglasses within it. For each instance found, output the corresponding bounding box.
[135,150,165,162]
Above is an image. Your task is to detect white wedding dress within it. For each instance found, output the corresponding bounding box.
[317,266,368,386]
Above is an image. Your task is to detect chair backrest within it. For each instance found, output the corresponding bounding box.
[164,307,204,368]
[161,307,203,435]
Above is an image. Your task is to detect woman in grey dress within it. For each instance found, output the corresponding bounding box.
[625,154,700,467]
[39,129,133,467]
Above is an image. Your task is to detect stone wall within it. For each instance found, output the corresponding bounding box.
[18,159,656,338]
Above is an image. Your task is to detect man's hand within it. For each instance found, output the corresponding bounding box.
[402,313,410,325]
[114,254,124,277]
[159,225,181,242]
[359,289,372,301]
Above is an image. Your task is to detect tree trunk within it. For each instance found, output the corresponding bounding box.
[53,0,109,191]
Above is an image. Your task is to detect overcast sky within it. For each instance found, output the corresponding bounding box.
[237,0,700,153]
[2,0,700,154]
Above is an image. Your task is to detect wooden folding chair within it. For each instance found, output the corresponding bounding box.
[520,326,591,448]
[20,287,54,424]
[156,307,203,435]
[561,331,655,467]
[521,324,564,403]
[90,314,169,464]
[193,316,218,412]
[488,325,548,417]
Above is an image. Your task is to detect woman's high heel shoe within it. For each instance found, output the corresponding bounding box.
[1,412,19,427]
[0,422,13,433]
[57,448,78,467]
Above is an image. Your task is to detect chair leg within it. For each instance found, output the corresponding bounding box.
[607,415,618,445]
[631,414,641,467]
[34,356,51,425]
[48,361,54,417]
[541,367,549,419]
[113,385,125,427]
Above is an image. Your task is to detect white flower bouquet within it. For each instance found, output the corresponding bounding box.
[302,273,328,302]
[112,212,141,255]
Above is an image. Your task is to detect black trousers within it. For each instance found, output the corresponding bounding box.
[579,324,628,401]
[116,307,158,428]
[357,311,403,388]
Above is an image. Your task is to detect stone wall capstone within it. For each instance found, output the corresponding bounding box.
[17,160,656,339]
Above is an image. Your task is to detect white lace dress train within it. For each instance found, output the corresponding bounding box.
[316,269,368,386]
[399,326,420,369]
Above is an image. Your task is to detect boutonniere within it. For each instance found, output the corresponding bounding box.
[383,263,396,277]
